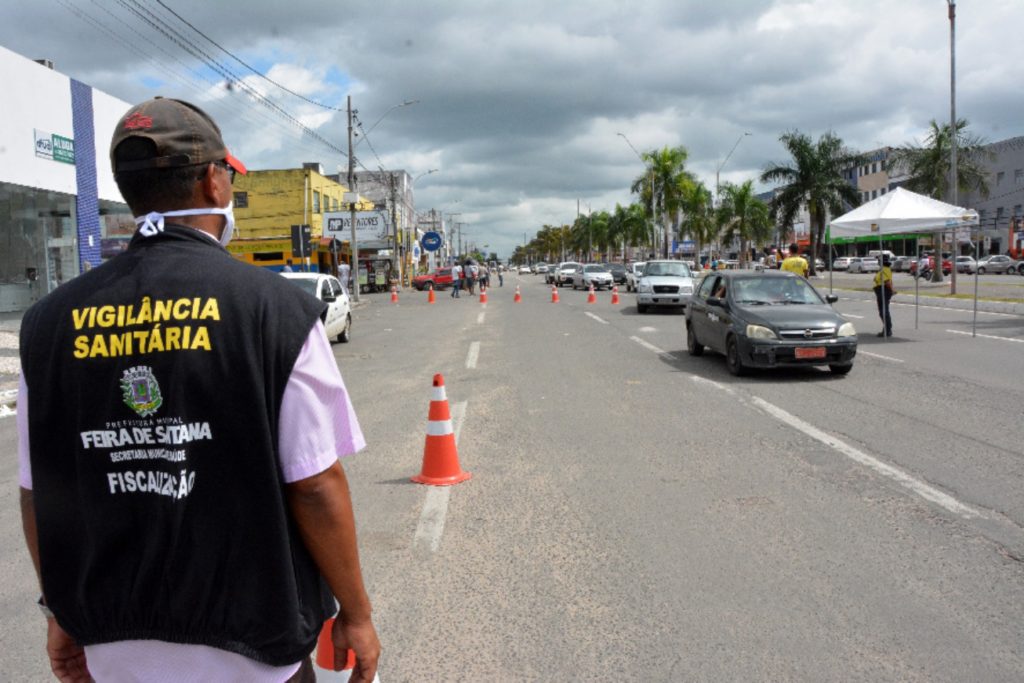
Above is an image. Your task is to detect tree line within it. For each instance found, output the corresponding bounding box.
[513,120,991,276]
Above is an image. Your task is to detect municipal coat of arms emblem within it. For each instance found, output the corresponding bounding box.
[120,366,163,417]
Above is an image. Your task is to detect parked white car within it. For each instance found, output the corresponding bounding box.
[832,257,854,271]
[635,260,695,313]
[848,257,880,273]
[281,272,352,343]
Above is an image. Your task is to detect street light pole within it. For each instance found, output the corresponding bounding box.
[617,132,656,260]
[715,132,751,208]
[948,0,958,294]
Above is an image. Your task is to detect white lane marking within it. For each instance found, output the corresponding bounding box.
[627,336,982,520]
[946,329,1024,344]
[858,350,905,363]
[413,401,467,552]
[750,396,983,519]
[585,312,609,325]
[466,341,481,369]
[477,311,485,325]
[638,326,658,333]
[690,375,735,395]
[630,335,667,355]
[0,404,15,419]
[842,314,865,319]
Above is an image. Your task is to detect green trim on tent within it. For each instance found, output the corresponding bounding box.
[825,230,920,245]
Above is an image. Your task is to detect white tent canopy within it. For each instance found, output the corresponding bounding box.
[830,187,978,237]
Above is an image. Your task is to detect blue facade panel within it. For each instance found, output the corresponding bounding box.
[71,79,101,271]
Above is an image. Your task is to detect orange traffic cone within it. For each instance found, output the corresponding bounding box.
[315,618,356,671]
[587,284,597,304]
[514,286,522,303]
[611,285,620,305]
[480,286,488,304]
[391,286,399,304]
[412,374,471,486]
[551,285,560,303]
[427,287,436,304]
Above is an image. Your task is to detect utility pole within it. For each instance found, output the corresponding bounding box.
[347,95,359,302]
[948,0,958,293]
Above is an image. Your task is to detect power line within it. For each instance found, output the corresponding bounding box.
[152,0,346,112]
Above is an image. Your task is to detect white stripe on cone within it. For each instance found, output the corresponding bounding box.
[432,386,447,401]
[426,420,454,436]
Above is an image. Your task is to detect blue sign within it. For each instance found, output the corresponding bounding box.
[421,231,443,252]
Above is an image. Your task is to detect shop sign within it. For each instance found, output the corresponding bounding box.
[324,211,392,242]
[34,129,75,164]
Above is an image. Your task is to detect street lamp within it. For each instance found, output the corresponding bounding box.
[715,132,751,207]
[356,99,420,143]
[946,0,957,291]
[617,132,656,259]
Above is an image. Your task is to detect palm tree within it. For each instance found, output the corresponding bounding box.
[888,119,991,283]
[887,119,991,202]
[716,181,772,267]
[678,180,715,267]
[632,145,693,258]
[761,131,863,275]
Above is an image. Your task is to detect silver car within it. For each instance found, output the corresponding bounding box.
[635,260,695,313]
[973,255,1022,274]
[572,263,614,290]
[626,261,647,292]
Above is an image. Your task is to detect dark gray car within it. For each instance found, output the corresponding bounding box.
[685,271,857,376]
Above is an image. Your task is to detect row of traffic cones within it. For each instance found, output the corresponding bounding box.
[552,284,619,304]
[400,283,621,305]
[317,373,470,674]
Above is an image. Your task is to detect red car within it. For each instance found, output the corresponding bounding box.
[412,267,454,291]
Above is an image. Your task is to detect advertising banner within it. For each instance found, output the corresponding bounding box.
[324,211,392,243]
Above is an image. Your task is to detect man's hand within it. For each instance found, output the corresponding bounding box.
[46,619,90,682]
[331,617,380,681]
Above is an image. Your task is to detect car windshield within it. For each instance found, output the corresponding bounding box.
[732,276,824,305]
[644,262,691,277]
[283,277,318,298]
[584,265,609,273]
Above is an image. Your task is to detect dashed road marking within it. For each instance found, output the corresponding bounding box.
[477,311,485,325]
[466,341,481,369]
[946,329,1024,344]
[858,350,905,363]
[413,401,466,552]
[638,326,658,333]
[585,312,608,325]
[629,335,667,355]
[626,332,983,520]
[842,314,865,319]
[750,396,983,519]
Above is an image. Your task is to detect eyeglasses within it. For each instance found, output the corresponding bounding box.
[197,160,235,183]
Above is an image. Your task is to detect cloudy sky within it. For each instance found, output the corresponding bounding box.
[2,0,1021,257]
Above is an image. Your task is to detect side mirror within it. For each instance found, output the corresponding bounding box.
[826,294,838,304]
[707,296,724,307]
[322,293,337,303]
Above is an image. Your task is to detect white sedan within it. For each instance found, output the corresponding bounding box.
[281,272,352,343]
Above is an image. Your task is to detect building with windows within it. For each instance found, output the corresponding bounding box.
[0,45,134,313]
[959,136,1024,256]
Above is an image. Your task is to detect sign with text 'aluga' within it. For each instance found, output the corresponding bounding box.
[323,211,393,243]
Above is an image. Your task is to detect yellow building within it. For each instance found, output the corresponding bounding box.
[232,164,352,240]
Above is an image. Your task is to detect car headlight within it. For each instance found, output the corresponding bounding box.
[638,282,652,293]
[837,322,857,337]
[746,324,777,340]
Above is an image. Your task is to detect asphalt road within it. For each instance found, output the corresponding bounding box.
[2,273,1023,681]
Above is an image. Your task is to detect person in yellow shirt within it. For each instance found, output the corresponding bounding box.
[873,256,894,337]
[780,242,809,277]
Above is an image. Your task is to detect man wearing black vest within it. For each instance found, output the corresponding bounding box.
[18,97,379,682]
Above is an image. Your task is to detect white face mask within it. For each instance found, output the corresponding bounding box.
[134,201,236,248]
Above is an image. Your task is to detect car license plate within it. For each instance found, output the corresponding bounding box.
[795,346,826,359]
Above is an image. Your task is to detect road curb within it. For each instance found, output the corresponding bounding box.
[828,286,1024,316]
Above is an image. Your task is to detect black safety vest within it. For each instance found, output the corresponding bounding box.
[20,225,334,666]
